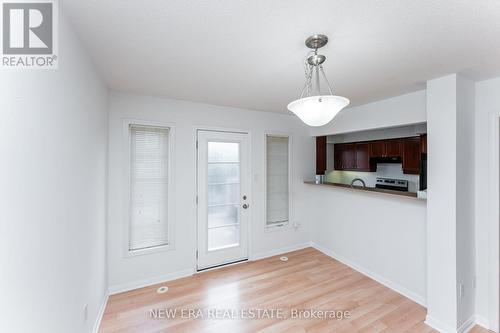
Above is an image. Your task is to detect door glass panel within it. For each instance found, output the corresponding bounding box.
[207,141,240,251]
[208,163,239,183]
[208,142,239,162]
[208,204,239,228]
[207,183,239,206]
[208,225,240,251]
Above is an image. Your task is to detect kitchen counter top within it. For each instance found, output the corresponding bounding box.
[304,181,425,200]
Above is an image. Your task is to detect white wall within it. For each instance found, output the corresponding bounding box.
[107,92,314,291]
[0,14,108,333]
[475,76,500,331]
[310,90,427,137]
[456,76,476,328]
[426,75,459,331]
[308,186,427,304]
[425,74,477,332]
[326,123,426,143]
[304,91,428,306]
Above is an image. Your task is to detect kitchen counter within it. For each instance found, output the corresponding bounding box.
[304,181,425,200]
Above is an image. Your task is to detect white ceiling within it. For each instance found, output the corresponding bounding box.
[63,0,500,113]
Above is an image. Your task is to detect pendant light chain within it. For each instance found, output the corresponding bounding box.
[299,50,335,98]
[319,65,334,95]
[300,51,315,98]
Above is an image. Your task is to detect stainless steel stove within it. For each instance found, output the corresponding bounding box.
[375,177,409,192]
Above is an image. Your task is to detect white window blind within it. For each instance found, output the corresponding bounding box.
[266,135,289,226]
[129,125,170,251]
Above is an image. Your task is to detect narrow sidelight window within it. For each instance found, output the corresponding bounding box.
[266,135,290,227]
[129,125,170,251]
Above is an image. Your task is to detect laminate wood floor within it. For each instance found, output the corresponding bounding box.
[99,247,492,333]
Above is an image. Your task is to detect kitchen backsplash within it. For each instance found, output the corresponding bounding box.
[325,163,420,192]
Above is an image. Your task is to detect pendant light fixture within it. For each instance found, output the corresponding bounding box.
[287,34,349,127]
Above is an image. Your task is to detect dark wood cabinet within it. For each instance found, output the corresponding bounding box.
[333,144,343,170]
[355,142,370,171]
[370,139,402,158]
[333,142,369,171]
[316,136,327,175]
[332,135,425,174]
[369,140,385,157]
[420,134,427,154]
[385,139,402,157]
[341,143,356,169]
[403,137,421,174]
[334,143,356,170]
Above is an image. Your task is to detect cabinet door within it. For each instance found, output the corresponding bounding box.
[370,140,385,158]
[316,136,327,175]
[355,143,370,171]
[420,134,427,154]
[385,139,403,157]
[403,137,421,174]
[334,144,343,170]
[342,144,356,169]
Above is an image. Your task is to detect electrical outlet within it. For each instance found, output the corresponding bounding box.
[83,304,88,322]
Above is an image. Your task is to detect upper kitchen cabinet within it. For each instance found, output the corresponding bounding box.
[420,134,427,154]
[341,143,356,170]
[385,139,403,157]
[331,135,425,174]
[333,142,369,171]
[369,140,385,157]
[355,142,370,171]
[403,137,421,174]
[369,139,402,158]
[333,143,343,170]
[316,136,327,175]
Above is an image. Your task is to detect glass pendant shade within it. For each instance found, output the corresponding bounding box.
[287,95,350,127]
[288,34,349,127]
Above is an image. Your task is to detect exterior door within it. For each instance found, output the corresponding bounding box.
[196,130,250,270]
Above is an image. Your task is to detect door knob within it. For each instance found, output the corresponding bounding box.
[242,203,249,209]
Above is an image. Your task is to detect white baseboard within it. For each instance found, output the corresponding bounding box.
[425,315,458,333]
[424,314,478,333]
[108,268,195,295]
[250,242,311,261]
[311,242,426,307]
[92,290,109,333]
[474,315,490,331]
[457,315,477,333]
[107,243,310,296]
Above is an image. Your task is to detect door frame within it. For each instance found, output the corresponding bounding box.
[193,126,252,272]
